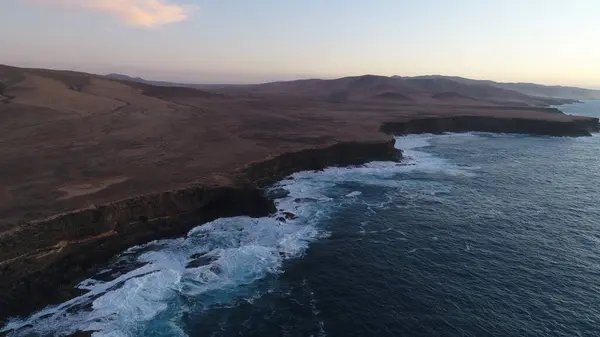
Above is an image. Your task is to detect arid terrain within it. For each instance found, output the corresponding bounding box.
[0,63,598,321]
[0,64,593,229]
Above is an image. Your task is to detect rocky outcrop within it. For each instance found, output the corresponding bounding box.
[241,139,400,187]
[0,139,399,322]
[0,186,275,321]
[380,116,600,137]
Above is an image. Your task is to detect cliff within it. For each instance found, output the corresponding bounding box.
[0,139,398,321]
[241,139,400,187]
[380,116,600,137]
[0,115,598,323]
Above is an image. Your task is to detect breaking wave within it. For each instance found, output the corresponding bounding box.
[2,134,479,337]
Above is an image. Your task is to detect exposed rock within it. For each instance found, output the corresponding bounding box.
[294,198,318,204]
[283,212,298,220]
[242,139,400,187]
[186,253,218,269]
[66,331,95,337]
[0,186,275,322]
[265,188,290,200]
[209,264,222,275]
[276,212,298,223]
[0,139,399,322]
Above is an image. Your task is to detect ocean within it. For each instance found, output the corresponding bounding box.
[3,100,600,337]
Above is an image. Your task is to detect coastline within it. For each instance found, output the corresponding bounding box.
[1,114,599,324]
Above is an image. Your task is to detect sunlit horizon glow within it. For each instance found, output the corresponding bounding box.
[1,0,599,88]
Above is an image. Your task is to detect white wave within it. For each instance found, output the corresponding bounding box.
[280,135,477,195]
[2,133,479,337]
[358,221,395,235]
[2,180,333,337]
[397,134,479,177]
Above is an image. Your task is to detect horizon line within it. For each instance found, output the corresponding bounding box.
[1,61,599,90]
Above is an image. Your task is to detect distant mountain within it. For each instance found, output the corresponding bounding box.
[104,72,584,106]
[224,74,574,107]
[105,73,183,87]
[103,73,224,99]
[104,73,234,90]
[493,82,600,100]
[394,75,600,100]
[105,73,144,82]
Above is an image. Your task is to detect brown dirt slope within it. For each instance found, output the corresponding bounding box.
[0,63,595,232]
[432,92,479,104]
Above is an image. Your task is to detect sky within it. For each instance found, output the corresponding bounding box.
[0,0,598,87]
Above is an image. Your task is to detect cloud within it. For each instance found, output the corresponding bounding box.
[31,0,196,27]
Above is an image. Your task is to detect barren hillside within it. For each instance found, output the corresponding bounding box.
[0,64,591,230]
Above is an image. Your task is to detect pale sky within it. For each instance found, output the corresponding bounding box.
[1,0,598,86]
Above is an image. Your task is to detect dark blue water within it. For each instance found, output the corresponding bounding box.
[4,101,600,337]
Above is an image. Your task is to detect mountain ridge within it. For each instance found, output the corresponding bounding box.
[105,73,587,105]
[215,74,576,107]
[393,75,600,100]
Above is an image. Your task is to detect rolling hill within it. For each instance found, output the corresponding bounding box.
[105,72,584,106]
[396,75,600,100]
[221,75,575,106]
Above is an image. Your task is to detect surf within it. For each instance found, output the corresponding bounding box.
[2,134,480,337]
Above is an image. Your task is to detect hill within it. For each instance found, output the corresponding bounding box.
[105,73,234,90]
[431,92,478,102]
[396,75,600,100]
[222,75,574,107]
[105,72,589,105]
[0,63,585,231]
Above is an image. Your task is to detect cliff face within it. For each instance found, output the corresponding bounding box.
[1,115,599,323]
[242,139,400,187]
[0,187,275,320]
[380,116,600,137]
[0,139,399,321]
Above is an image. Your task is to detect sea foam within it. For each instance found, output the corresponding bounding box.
[2,134,479,337]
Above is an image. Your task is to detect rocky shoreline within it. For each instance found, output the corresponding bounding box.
[1,115,598,324]
[380,115,600,136]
